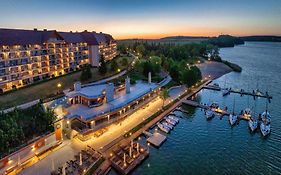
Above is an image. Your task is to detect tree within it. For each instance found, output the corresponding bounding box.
[142,61,154,77]
[110,59,118,72]
[98,55,107,74]
[136,44,145,55]
[169,63,180,82]
[160,88,169,107]
[80,64,92,81]
[121,57,129,67]
[181,66,202,87]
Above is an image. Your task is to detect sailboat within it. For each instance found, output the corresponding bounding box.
[249,118,258,132]
[248,99,258,132]
[205,109,215,120]
[222,76,230,96]
[229,96,237,126]
[205,90,215,120]
[260,100,271,137]
[243,90,252,119]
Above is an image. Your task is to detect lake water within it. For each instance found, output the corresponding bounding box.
[109,42,281,175]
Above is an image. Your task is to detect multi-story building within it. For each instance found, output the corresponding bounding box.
[0,28,117,93]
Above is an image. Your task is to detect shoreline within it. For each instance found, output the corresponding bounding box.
[196,61,233,80]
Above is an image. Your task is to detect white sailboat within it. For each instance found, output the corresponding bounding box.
[248,99,258,132]
[260,100,271,137]
[229,114,238,126]
[205,109,215,120]
[248,118,258,132]
[229,96,237,126]
[260,122,270,137]
[222,76,230,96]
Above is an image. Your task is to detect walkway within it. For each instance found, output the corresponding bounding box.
[17,84,182,175]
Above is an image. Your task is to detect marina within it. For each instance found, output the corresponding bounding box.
[203,84,273,101]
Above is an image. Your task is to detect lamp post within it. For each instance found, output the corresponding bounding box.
[57,83,62,94]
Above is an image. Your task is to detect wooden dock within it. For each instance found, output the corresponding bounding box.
[203,85,272,101]
[146,132,167,147]
[182,100,251,121]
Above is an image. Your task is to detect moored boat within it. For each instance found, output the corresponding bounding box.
[205,109,215,120]
[157,123,170,133]
[168,116,179,123]
[243,108,252,119]
[229,114,238,126]
[248,117,258,132]
[222,88,230,96]
[260,122,270,137]
[166,118,177,126]
[162,121,173,130]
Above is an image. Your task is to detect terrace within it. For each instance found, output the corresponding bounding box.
[65,81,159,121]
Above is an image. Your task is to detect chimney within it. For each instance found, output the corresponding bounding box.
[125,76,130,94]
[84,30,88,32]
[106,83,114,102]
[148,72,151,84]
[70,31,73,33]
[43,29,47,31]
[74,81,81,91]
[100,32,103,34]
[33,28,38,31]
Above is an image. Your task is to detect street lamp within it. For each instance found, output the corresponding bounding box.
[57,83,62,88]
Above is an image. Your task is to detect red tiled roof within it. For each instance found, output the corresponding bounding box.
[0,28,115,46]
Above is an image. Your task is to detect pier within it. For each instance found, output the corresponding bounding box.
[182,100,251,121]
[144,131,167,147]
[173,107,189,114]
[203,85,273,102]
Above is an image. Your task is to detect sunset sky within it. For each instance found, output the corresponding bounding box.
[1,0,281,39]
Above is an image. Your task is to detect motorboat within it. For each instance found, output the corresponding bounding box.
[157,123,170,133]
[229,114,238,126]
[168,116,179,123]
[260,122,270,137]
[205,109,215,120]
[248,117,258,132]
[166,118,177,126]
[162,121,173,130]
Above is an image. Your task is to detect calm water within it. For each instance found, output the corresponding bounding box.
[110,42,281,175]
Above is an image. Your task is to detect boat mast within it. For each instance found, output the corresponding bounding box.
[232,95,235,115]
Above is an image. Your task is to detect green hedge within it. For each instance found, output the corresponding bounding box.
[123,80,206,138]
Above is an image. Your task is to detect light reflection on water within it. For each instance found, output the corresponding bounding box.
[109,42,281,175]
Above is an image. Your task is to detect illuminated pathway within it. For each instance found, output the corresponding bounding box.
[19,85,186,175]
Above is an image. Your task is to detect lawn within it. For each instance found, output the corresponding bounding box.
[0,56,133,109]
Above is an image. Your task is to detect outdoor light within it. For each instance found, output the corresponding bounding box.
[57,83,62,88]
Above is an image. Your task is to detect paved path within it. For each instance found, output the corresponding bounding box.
[18,84,181,175]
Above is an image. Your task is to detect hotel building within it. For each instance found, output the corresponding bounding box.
[58,75,163,141]
[0,28,117,93]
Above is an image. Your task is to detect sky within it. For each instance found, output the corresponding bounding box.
[0,0,281,39]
